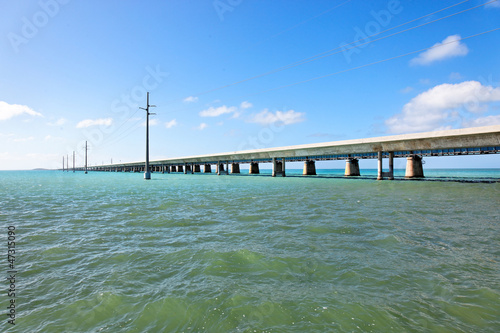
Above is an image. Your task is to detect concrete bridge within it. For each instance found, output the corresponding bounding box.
[82,125,500,180]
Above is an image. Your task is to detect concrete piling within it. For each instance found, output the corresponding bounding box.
[388,152,394,180]
[377,152,383,180]
[405,155,424,178]
[217,162,228,175]
[231,163,240,174]
[249,162,260,174]
[377,152,395,180]
[272,157,285,177]
[303,160,316,175]
[344,158,360,176]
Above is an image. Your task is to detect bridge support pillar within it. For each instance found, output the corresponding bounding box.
[377,152,383,180]
[405,155,424,178]
[231,163,240,174]
[217,162,228,175]
[272,157,286,177]
[204,164,211,173]
[171,166,177,173]
[377,152,395,180]
[185,164,191,174]
[388,152,394,180]
[193,165,200,173]
[249,162,260,174]
[178,165,184,173]
[303,160,316,175]
[344,158,360,176]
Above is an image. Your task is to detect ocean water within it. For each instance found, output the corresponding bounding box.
[1,170,499,332]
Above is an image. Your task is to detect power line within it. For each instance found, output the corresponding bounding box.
[98,114,146,149]
[252,0,353,47]
[249,28,500,96]
[301,0,497,68]
[181,0,492,100]
[90,1,499,150]
[94,106,142,147]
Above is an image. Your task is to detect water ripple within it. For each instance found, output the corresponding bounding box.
[1,171,499,332]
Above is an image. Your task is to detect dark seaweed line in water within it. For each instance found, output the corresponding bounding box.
[235,173,500,183]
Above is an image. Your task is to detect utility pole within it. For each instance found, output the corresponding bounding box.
[84,141,88,174]
[73,151,75,173]
[140,92,156,180]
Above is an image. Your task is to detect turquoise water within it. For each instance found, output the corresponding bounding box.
[1,170,499,332]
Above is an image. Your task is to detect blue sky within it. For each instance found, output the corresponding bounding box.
[1,0,500,170]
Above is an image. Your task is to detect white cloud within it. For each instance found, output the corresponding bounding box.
[0,101,43,121]
[198,101,253,119]
[13,136,35,142]
[142,119,159,127]
[231,101,253,118]
[248,109,305,126]
[386,81,500,133]
[47,118,67,126]
[184,96,198,103]
[410,35,468,66]
[240,101,253,109]
[196,123,208,130]
[463,115,500,127]
[165,119,178,128]
[76,118,113,128]
[199,105,237,117]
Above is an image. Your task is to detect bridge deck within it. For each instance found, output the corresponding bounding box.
[95,125,500,168]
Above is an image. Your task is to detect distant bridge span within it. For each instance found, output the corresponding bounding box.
[84,125,500,179]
